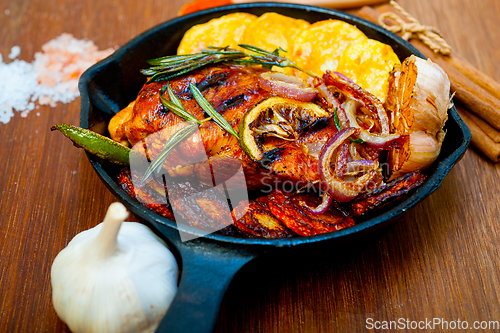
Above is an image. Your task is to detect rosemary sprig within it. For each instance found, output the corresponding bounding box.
[159,83,201,124]
[141,122,199,182]
[141,83,238,182]
[142,50,245,82]
[333,107,341,131]
[146,53,207,66]
[141,44,318,83]
[189,83,239,139]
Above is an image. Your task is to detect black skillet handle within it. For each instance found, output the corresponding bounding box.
[156,238,260,333]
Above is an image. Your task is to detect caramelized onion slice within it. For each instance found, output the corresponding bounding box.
[259,72,318,102]
[319,128,379,202]
[345,159,376,174]
[333,71,354,84]
[302,192,333,215]
[324,71,390,134]
[343,100,404,149]
[316,82,349,128]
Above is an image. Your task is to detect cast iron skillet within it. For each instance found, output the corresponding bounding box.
[79,3,470,332]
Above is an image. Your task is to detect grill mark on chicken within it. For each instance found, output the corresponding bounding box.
[196,72,229,92]
[176,72,231,98]
[215,93,247,114]
[260,147,285,168]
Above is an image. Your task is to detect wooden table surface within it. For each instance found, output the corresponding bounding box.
[1,0,500,332]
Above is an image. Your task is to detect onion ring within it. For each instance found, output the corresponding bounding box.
[343,100,404,149]
[324,71,390,134]
[345,159,376,174]
[319,128,379,202]
[335,142,349,179]
[301,192,333,215]
[333,71,354,84]
[259,72,317,102]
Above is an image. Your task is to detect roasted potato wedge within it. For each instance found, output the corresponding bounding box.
[347,171,426,217]
[241,12,309,54]
[241,12,309,75]
[268,190,354,237]
[292,20,367,77]
[336,39,401,102]
[177,13,257,54]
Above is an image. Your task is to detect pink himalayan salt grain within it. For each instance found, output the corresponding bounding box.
[0,33,115,124]
[33,33,115,107]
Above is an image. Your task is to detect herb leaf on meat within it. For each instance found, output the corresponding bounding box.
[159,83,201,124]
[142,44,318,83]
[142,84,239,182]
[189,83,239,139]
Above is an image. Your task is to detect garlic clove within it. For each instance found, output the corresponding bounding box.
[392,131,441,178]
[409,55,450,138]
[51,203,178,333]
[386,55,450,175]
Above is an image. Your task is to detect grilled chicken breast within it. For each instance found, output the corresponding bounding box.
[111,64,429,239]
[110,65,335,190]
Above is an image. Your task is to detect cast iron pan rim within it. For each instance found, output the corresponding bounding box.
[79,2,471,248]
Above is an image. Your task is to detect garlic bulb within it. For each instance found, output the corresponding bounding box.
[386,55,450,175]
[395,131,442,175]
[407,55,449,138]
[51,202,178,333]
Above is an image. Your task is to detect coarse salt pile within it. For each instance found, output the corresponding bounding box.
[0,53,38,123]
[0,33,115,124]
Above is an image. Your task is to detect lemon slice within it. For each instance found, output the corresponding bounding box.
[239,97,330,161]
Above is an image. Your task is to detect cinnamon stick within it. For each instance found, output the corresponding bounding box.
[457,108,500,163]
[461,106,500,143]
[373,4,500,103]
[449,54,500,102]
[356,5,500,132]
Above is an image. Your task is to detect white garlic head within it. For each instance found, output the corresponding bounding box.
[51,203,178,333]
[394,131,442,176]
[408,55,450,138]
[386,55,451,175]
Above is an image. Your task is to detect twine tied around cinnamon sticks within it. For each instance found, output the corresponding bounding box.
[356,1,500,162]
[378,0,452,55]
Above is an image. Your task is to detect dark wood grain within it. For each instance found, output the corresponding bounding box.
[1,0,499,332]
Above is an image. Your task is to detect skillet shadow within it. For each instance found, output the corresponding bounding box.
[213,170,465,333]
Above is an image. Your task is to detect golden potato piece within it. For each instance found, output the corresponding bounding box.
[241,12,309,74]
[177,13,257,55]
[241,12,310,54]
[176,13,400,103]
[336,39,401,102]
[292,20,367,77]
